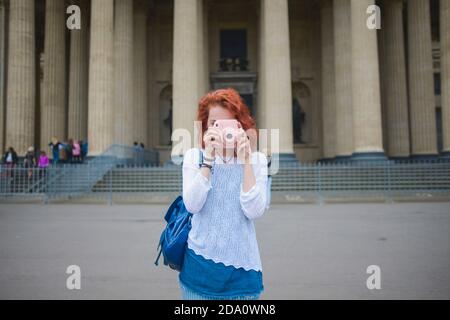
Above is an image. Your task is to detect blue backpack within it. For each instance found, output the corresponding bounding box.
[154,149,203,271]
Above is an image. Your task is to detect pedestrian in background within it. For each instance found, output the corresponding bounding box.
[72,140,81,163]
[133,142,140,165]
[38,151,49,169]
[80,140,88,162]
[48,137,61,165]
[2,147,19,178]
[38,151,50,188]
[66,139,74,163]
[24,147,36,179]
[3,147,18,168]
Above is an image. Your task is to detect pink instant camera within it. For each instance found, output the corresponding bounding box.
[213,119,241,148]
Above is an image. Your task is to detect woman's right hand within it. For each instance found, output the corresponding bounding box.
[203,127,222,159]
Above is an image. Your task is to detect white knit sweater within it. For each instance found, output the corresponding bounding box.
[182,148,268,271]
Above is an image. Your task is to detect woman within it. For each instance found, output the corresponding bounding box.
[48,137,61,164]
[72,140,81,163]
[2,147,19,178]
[38,151,50,169]
[24,147,36,179]
[179,88,268,300]
[66,139,74,163]
[38,151,50,189]
[80,140,88,162]
[3,147,18,165]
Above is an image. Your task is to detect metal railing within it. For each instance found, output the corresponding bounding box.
[0,144,159,202]
[270,160,450,202]
[100,144,159,166]
[2,158,449,204]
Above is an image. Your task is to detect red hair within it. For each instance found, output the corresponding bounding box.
[197,88,257,149]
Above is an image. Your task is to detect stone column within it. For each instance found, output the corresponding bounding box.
[407,0,438,156]
[133,0,148,146]
[68,0,89,142]
[381,0,410,158]
[147,10,157,148]
[173,0,203,153]
[350,0,384,158]
[0,0,5,153]
[5,0,36,155]
[257,0,267,131]
[203,0,210,95]
[320,0,336,160]
[88,0,114,155]
[41,0,67,153]
[378,11,388,151]
[114,0,134,146]
[333,0,353,159]
[259,0,294,156]
[198,0,209,98]
[441,0,450,155]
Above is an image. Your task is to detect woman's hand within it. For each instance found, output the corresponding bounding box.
[236,128,252,165]
[203,127,222,159]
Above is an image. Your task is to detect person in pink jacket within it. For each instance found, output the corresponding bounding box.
[38,151,49,168]
[72,140,81,163]
[38,151,49,180]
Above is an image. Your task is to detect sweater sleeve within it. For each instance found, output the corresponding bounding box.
[239,152,269,220]
[182,148,212,214]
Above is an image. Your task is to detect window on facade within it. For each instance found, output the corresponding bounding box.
[431,0,440,42]
[219,29,248,71]
[434,73,441,95]
[436,108,443,153]
[240,94,254,117]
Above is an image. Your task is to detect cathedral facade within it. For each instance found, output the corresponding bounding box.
[0,0,449,164]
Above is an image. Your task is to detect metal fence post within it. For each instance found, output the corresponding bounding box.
[385,161,393,203]
[43,167,49,204]
[108,169,113,206]
[317,163,324,205]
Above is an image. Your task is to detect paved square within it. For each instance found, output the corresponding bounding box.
[0,202,449,299]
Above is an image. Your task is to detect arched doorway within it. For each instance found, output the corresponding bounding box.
[159,85,172,146]
[292,81,312,144]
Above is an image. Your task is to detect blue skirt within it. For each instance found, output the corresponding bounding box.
[179,280,260,300]
[179,247,264,300]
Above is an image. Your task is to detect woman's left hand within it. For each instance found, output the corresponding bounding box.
[236,128,252,164]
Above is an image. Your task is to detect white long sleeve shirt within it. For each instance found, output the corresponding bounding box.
[182,147,269,271]
[182,148,269,220]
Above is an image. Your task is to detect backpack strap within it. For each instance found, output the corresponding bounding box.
[154,247,163,266]
[154,231,164,266]
[198,148,203,168]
